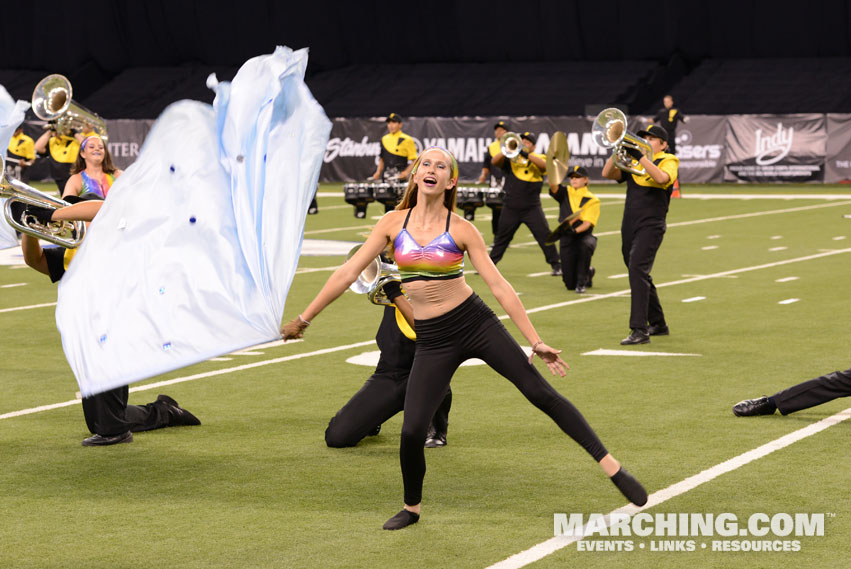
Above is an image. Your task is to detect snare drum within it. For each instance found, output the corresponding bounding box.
[483,187,504,207]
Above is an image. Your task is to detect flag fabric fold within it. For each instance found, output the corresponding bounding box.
[55,46,331,396]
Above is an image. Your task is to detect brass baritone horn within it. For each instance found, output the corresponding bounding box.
[499,132,524,162]
[32,74,108,141]
[346,245,402,306]
[591,107,653,176]
[0,155,86,248]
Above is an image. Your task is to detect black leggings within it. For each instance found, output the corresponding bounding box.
[400,293,608,505]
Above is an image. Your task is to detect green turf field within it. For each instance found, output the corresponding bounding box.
[1,183,850,568]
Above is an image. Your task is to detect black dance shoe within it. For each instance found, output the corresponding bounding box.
[620,330,650,345]
[611,467,648,506]
[648,324,669,336]
[157,395,202,426]
[732,396,776,417]
[382,509,420,530]
[82,431,133,446]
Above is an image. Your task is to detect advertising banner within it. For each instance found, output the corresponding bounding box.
[825,113,851,183]
[664,116,726,183]
[724,114,825,183]
[319,116,612,183]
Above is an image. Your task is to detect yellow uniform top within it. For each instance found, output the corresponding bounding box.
[47,135,81,163]
[631,151,679,189]
[381,131,418,160]
[8,132,35,161]
[509,153,546,182]
[566,185,600,227]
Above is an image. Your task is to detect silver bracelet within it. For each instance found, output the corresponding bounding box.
[298,314,311,326]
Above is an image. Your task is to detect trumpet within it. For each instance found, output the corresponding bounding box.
[32,74,108,141]
[499,132,524,162]
[0,156,86,248]
[347,245,402,306]
[591,107,653,175]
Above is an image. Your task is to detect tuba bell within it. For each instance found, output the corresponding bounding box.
[32,74,108,141]
[0,155,86,248]
[499,132,524,162]
[346,245,402,306]
[591,107,652,175]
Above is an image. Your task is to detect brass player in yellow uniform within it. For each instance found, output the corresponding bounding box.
[602,125,679,345]
[489,131,561,275]
[548,166,600,293]
[371,113,417,182]
[6,125,35,182]
[34,125,97,192]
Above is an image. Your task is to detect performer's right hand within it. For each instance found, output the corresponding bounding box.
[281,317,309,340]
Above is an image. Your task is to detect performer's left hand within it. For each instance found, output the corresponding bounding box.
[530,343,569,377]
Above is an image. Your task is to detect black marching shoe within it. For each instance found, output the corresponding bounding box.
[424,427,447,448]
[620,329,650,345]
[611,467,648,506]
[82,431,133,447]
[551,265,563,277]
[157,395,202,426]
[648,324,669,336]
[575,285,586,294]
[732,396,776,417]
[383,509,420,530]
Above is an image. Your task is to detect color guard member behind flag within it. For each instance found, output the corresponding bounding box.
[13,198,201,446]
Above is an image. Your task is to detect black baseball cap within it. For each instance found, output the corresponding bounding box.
[520,131,536,144]
[494,120,509,131]
[637,124,668,142]
[386,113,402,123]
[567,165,589,178]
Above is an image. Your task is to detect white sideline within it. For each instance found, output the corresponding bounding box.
[486,406,851,569]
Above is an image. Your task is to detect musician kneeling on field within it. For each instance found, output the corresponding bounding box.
[548,166,600,294]
[14,197,202,446]
[325,279,451,449]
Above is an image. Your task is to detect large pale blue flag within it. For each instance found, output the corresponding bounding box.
[0,85,30,249]
[55,47,331,396]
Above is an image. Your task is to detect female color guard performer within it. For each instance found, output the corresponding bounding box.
[62,135,122,200]
[282,147,647,530]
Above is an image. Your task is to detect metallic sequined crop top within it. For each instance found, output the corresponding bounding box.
[393,209,464,282]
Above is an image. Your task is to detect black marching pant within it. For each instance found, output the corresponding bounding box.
[325,364,452,448]
[560,232,597,290]
[82,386,172,437]
[490,205,559,267]
[400,293,608,506]
[774,368,851,415]
[622,218,666,331]
[488,205,502,236]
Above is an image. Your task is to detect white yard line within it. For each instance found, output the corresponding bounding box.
[5,248,849,420]
[486,407,851,569]
[0,340,376,421]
